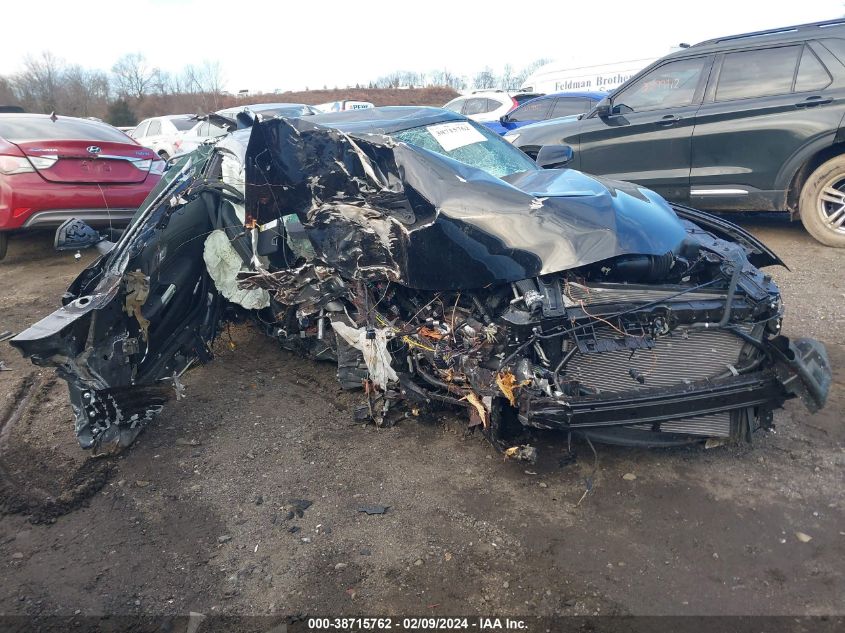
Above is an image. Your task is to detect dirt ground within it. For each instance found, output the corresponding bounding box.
[0,218,843,623]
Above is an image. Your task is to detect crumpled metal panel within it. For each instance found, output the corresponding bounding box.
[245,118,689,290]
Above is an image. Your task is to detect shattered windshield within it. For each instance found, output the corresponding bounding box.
[391,120,537,179]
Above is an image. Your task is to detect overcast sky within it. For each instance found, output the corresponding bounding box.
[2,0,843,93]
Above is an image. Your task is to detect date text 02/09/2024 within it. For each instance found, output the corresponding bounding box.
[306,617,529,630]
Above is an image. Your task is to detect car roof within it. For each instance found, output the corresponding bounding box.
[139,114,193,122]
[219,102,311,113]
[0,112,112,128]
[538,90,606,100]
[667,18,845,58]
[0,113,136,143]
[307,106,464,134]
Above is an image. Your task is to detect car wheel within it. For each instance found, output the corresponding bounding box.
[158,150,170,161]
[0,232,7,261]
[799,155,845,247]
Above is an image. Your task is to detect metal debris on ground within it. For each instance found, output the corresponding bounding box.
[504,445,537,463]
[283,499,313,519]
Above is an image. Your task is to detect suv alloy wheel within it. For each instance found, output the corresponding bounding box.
[799,155,845,247]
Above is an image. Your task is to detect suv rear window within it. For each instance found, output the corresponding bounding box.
[443,99,465,113]
[716,45,801,101]
[513,93,541,105]
[794,47,832,92]
[820,38,845,66]
[0,116,131,143]
[463,98,490,115]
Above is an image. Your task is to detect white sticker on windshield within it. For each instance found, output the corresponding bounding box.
[427,122,486,152]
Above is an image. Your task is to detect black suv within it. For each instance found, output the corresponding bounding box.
[508,19,845,247]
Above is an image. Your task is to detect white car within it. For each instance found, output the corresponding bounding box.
[130,114,195,160]
[442,90,543,123]
[176,119,231,157]
[174,103,319,157]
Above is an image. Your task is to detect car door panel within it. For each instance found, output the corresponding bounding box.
[577,55,713,202]
[690,42,845,211]
[10,151,225,450]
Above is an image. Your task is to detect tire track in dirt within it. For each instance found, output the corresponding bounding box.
[0,372,114,523]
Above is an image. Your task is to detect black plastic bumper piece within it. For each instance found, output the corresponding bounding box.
[519,373,787,431]
[769,337,831,413]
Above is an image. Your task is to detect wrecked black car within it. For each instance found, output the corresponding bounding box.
[11,107,832,458]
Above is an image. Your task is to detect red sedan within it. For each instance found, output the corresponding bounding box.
[0,114,165,260]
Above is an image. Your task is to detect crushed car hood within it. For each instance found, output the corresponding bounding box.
[246,118,689,290]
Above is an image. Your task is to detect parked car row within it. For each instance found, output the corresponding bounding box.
[2,18,844,259]
[443,90,543,123]
[484,90,605,135]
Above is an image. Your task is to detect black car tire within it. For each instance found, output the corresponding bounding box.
[0,232,7,261]
[799,155,845,247]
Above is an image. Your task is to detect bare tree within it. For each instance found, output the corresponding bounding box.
[473,67,497,90]
[150,69,176,96]
[14,52,64,112]
[199,60,225,95]
[62,66,110,117]
[112,53,158,99]
[0,76,16,105]
[515,58,552,88]
[430,69,466,91]
[500,64,516,90]
[180,64,202,94]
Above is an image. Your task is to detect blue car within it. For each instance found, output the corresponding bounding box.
[485,90,605,135]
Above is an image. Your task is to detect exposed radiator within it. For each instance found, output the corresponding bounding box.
[633,413,732,437]
[564,282,725,306]
[567,327,748,393]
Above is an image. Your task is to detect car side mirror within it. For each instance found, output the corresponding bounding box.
[535,144,574,169]
[54,218,115,256]
[594,100,611,118]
